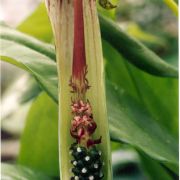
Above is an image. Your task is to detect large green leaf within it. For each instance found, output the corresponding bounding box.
[17,3,53,42]
[0,26,57,102]
[0,25,178,173]
[1,74,36,135]
[1,163,54,180]
[139,152,174,180]
[104,41,178,170]
[106,82,178,173]
[18,93,59,176]
[1,25,55,60]
[99,15,178,78]
[103,41,178,137]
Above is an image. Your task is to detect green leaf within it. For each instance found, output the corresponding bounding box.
[103,41,178,137]
[99,15,178,78]
[103,38,178,173]
[1,25,55,60]
[106,82,178,173]
[17,3,53,42]
[163,0,178,16]
[125,22,166,46]
[1,163,53,180]
[18,93,59,176]
[139,152,174,180]
[1,74,36,135]
[0,26,57,102]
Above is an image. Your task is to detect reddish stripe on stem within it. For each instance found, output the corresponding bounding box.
[73,0,86,80]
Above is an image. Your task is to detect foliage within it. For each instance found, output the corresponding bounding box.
[1,163,54,180]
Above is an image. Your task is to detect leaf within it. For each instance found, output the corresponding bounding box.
[106,38,178,151]
[1,74,35,135]
[0,25,58,102]
[1,25,55,60]
[18,93,59,176]
[103,41,178,137]
[163,0,178,16]
[139,152,174,180]
[106,82,178,173]
[1,163,53,180]
[17,3,53,42]
[99,15,178,78]
[125,22,166,46]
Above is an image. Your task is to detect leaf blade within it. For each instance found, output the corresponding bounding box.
[99,15,178,78]
[18,93,59,176]
[1,163,53,180]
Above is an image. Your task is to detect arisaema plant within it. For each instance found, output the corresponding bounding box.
[1,0,178,180]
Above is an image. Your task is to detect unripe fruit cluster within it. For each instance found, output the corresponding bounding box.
[70,143,104,180]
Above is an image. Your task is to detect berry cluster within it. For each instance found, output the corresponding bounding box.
[70,143,104,180]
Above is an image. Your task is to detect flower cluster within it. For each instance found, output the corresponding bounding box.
[70,100,101,148]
